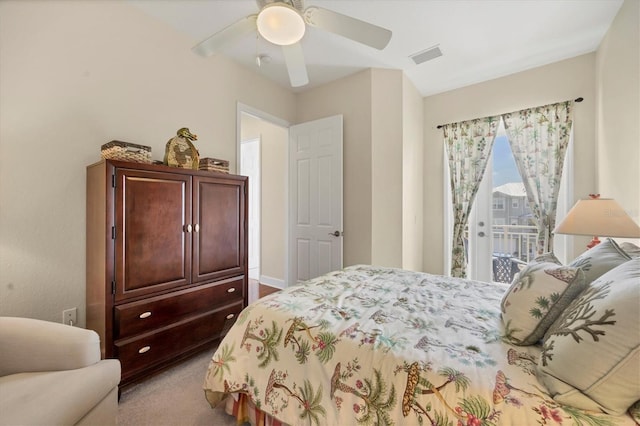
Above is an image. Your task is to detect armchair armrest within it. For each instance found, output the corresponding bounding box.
[0,317,101,377]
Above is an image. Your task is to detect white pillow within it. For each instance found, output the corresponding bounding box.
[537,258,640,415]
[620,241,640,259]
[501,260,586,346]
[568,238,631,285]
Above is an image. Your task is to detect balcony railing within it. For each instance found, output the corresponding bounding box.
[492,224,538,263]
[463,224,538,283]
[491,224,537,283]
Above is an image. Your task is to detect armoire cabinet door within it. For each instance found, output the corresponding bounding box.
[115,168,192,301]
[193,176,246,283]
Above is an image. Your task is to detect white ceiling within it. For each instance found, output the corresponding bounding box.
[130,0,623,96]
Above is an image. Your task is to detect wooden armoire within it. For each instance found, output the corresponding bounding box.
[86,159,248,386]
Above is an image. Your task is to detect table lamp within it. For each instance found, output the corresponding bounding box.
[554,194,640,249]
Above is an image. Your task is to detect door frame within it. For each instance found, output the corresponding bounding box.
[236,103,291,288]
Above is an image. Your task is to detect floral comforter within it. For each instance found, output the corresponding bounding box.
[203,265,637,425]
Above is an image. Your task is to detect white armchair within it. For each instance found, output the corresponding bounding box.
[0,317,121,426]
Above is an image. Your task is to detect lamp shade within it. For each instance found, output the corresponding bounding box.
[554,197,640,238]
[257,3,306,46]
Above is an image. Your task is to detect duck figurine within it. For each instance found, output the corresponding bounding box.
[164,127,200,169]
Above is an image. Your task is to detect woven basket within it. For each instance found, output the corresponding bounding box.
[199,157,229,173]
[101,141,152,163]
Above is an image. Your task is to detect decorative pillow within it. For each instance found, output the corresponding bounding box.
[620,241,640,259]
[532,252,562,265]
[537,258,640,415]
[506,252,560,284]
[500,260,586,346]
[568,238,631,285]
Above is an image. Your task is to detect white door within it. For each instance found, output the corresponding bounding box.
[240,138,260,281]
[468,155,493,283]
[289,115,343,284]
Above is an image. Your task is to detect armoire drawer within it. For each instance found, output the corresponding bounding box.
[115,301,243,381]
[114,276,244,340]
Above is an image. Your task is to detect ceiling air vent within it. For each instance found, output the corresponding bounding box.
[409,45,443,65]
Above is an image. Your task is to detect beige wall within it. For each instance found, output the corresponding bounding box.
[596,0,640,230]
[0,0,296,326]
[260,124,288,282]
[1,0,634,325]
[296,70,374,266]
[297,69,422,269]
[423,54,597,274]
[371,69,404,267]
[402,75,425,272]
[240,115,288,283]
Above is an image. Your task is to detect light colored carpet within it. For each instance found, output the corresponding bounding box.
[117,349,237,426]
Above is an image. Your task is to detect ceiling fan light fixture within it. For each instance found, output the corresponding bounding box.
[257,3,305,46]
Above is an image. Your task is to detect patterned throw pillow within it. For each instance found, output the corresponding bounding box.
[568,238,631,285]
[533,252,562,265]
[507,252,561,284]
[537,258,640,415]
[500,260,586,346]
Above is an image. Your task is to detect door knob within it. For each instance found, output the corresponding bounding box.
[328,230,341,237]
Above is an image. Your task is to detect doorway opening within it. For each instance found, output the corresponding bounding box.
[237,104,344,296]
[240,137,261,282]
[237,104,290,303]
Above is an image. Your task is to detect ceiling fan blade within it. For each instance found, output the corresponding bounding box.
[281,43,309,87]
[304,6,391,50]
[192,15,257,57]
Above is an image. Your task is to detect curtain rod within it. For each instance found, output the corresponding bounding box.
[436,97,584,129]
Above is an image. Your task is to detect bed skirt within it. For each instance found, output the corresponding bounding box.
[224,393,288,426]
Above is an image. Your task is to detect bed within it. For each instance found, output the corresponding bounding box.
[204,251,639,425]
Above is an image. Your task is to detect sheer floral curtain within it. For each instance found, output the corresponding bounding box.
[502,100,574,255]
[444,116,500,278]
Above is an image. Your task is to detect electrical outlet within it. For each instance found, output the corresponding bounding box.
[62,308,77,326]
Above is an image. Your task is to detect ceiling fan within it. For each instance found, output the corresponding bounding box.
[192,0,392,88]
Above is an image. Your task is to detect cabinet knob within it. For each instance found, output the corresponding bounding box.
[185,224,193,233]
[139,311,152,319]
[138,346,151,354]
[226,288,236,293]
[194,224,200,233]
[226,313,235,320]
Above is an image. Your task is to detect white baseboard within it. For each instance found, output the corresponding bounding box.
[259,275,285,289]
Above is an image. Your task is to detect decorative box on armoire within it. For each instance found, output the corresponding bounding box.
[86,159,248,386]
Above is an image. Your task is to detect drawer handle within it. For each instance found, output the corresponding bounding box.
[139,311,152,319]
[138,346,151,354]
[226,314,235,320]
[226,288,236,293]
